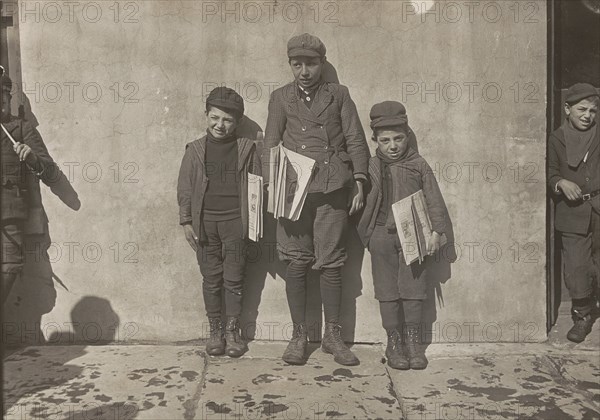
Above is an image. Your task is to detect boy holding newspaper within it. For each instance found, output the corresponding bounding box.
[177,87,261,358]
[357,101,450,370]
[264,33,370,366]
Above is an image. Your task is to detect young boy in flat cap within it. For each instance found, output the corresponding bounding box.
[177,87,261,357]
[549,82,600,343]
[357,101,450,370]
[264,33,370,366]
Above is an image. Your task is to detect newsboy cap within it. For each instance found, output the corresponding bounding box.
[369,101,408,129]
[565,83,599,105]
[287,33,326,58]
[206,86,244,117]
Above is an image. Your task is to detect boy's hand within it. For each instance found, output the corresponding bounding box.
[349,180,364,215]
[557,179,582,201]
[183,224,199,252]
[13,142,39,167]
[427,231,441,256]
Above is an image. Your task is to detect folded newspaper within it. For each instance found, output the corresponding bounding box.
[391,190,447,265]
[248,173,263,241]
[267,144,316,221]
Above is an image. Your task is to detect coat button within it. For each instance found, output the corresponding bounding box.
[324,160,329,164]
[301,127,306,132]
[586,177,590,182]
[301,145,306,150]
[324,146,329,150]
[319,125,324,129]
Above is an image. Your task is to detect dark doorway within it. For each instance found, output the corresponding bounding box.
[547,0,600,331]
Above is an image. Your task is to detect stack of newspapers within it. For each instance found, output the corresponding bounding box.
[247,173,263,242]
[267,144,316,221]
[391,190,447,265]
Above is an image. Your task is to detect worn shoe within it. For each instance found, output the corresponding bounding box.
[225,317,247,358]
[282,323,308,365]
[321,322,359,366]
[385,329,409,370]
[567,311,594,343]
[405,326,428,370]
[205,317,225,356]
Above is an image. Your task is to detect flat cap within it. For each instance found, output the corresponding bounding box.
[287,33,326,58]
[369,101,408,129]
[206,86,244,116]
[565,83,599,104]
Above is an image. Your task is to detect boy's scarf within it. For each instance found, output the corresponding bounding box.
[375,147,415,165]
[563,120,597,167]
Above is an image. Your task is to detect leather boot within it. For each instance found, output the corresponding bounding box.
[205,317,225,356]
[385,329,409,370]
[567,310,594,343]
[225,317,247,358]
[405,326,428,370]
[282,323,308,365]
[321,322,359,366]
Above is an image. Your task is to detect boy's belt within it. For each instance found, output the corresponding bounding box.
[581,190,600,201]
[582,189,600,201]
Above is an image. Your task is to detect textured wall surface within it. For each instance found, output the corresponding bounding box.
[5,0,548,344]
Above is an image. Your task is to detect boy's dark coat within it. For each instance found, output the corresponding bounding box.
[357,150,449,247]
[548,124,600,234]
[264,81,369,193]
[177,135,261,240]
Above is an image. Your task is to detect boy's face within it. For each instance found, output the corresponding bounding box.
[565,97,598,131]
[289,56,323,90]
[1,89,11,121]
[375,128,409,160]
[206,106,238,139]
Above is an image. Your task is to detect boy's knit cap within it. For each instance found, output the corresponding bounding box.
[565,83,599,105]
[206,87,244,116]
[369,101,408,129]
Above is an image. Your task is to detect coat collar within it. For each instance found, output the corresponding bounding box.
[190,135,254,173]
[283,81,334,123]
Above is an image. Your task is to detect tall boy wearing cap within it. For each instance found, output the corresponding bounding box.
[357,101,450,370]
[548,83,600,343]
[177,87,261,357]
[1,72,58,303]
[264,33,369,366]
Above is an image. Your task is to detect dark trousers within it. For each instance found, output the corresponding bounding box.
[369,224,427,301]
[561,208,600,315]
[197,217,246,318]
[277,189,348,324]
[379,299,423,333]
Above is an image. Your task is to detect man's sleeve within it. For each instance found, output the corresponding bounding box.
[339,87,369,182]
[21,121,59,184]
[177,146,195,226]
[262,91,286,183]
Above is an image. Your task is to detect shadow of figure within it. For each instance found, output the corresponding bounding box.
[67,296,121,344]
[3,91,80,350]
[421,201,457,348]
[3,296,122,418]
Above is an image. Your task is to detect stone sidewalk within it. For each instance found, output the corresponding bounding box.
[3,317,599,420]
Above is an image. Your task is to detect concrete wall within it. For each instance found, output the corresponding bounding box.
[4,0,548,344]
